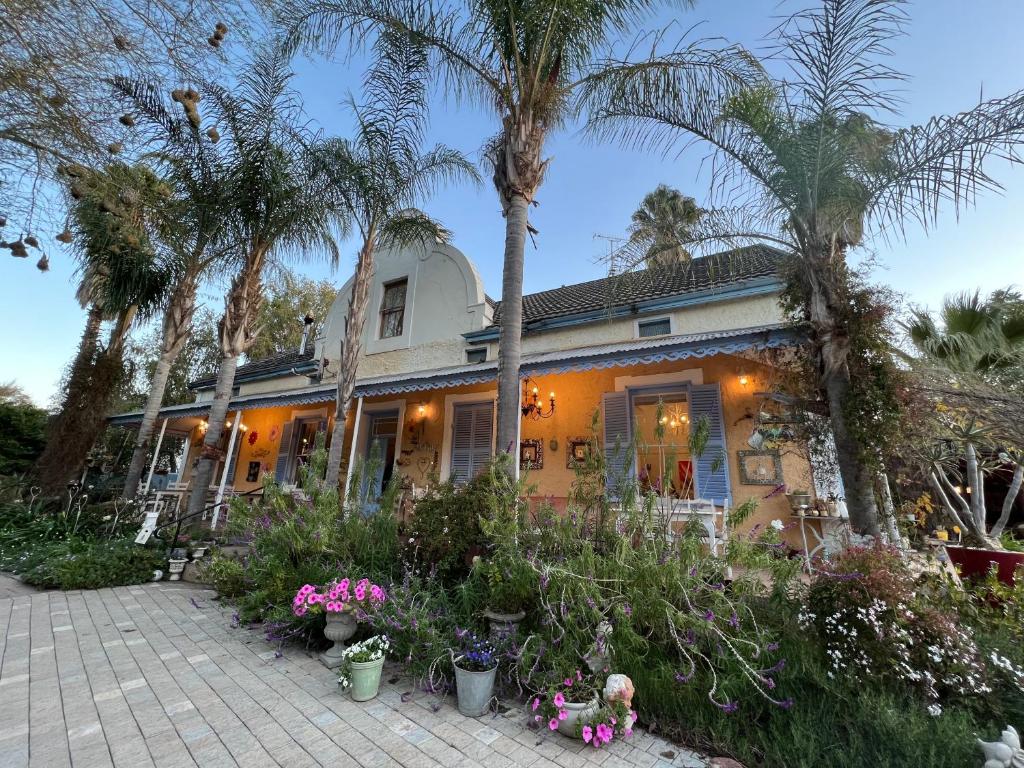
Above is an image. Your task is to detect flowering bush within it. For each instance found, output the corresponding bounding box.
[454,630,498,671]
[337,635,390,689]
[292,577,386,617]
[802,546,991,708]
[529,670,634,748]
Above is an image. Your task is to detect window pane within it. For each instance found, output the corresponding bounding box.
[466,348,487,364]
[632,393,693,499]
[380,279,407,338]
[638,318,671,337]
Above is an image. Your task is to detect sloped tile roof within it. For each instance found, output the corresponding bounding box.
[189,346,316,389]
[491,245,787,325]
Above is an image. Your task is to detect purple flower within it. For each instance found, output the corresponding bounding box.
[728,612,739,629]
[766,642,780,652]
[703,610,715,622]
[778,698,794,710]
[622,603,633,617]
[716,701,739,714]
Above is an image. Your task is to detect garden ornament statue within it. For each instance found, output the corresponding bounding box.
[584,621,613,673]
[603,674,635,709]
[978,725,1024,768]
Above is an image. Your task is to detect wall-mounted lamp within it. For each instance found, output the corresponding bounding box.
[521,376,555,420]
[416,403,428,419]
[738,373,750,387]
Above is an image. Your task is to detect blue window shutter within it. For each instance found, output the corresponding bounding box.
[273,420,295,483]
[225,432,243,488]
[450,401,493,485]
[602,391,633,500]
[690,383,730,502]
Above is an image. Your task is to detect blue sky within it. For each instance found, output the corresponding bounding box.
[4,0,1024,407]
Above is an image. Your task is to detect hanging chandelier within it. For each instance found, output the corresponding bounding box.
[521,377,555,420]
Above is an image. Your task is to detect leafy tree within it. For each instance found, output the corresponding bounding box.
[111,76,239,497]
[35,162,172,494]
[588,0,1024,534]
[318,31,478,488]
[628,184,702,268]
[185,49,346,517]
[280,0,755,465]
[0,402,49,477]
[0,0,251,245]
[248,267,338,360]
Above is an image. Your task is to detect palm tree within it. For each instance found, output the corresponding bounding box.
[628,184,701,268]
[185,49,345,517]
[907,289,1024,379]
[280,0,755,464]
[587,0,1024,535]
[36,162,171,493]
[319,32,479,488]
[112,79,234,498]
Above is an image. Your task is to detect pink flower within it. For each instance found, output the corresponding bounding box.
[576,670,582,682]
[370,585,385,603]
[553,692,565,708]
[531,698,540,711]
[557,709,567,721]
[563,678,573,687]
[338,578,350,591]
[306,592,318,605]
[294,605,307,617]
[582,726,593,743]
[354,585,366,602]
[548,718,559,731]
[596,723,613,745]
[534,715,541,722]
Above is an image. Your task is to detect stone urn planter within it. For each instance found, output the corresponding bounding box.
[320,612,358,669]
[557,698,600,738]
[946,546,1024,585]
[349,656,385,701]
[454,659,497,717]
[167,558,188,581]
[190,545,209,561]
[483,608,526,644]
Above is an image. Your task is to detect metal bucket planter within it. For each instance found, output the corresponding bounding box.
[557,698,600,738]
[167,558,188,581]
[348,656,385,701]
[320,612,359,669]
[454,660,497,717]
[483,608,525,644]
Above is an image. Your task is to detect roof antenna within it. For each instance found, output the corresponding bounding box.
[593,234,625,276]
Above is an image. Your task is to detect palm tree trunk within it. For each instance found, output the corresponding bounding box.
[496,194,529,460]
[122,274,200,497]
[186,353,239,516]
[187,250,265,516]
[325,238,376,489]
[804,252,880,536]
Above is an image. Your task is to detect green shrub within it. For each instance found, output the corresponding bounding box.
[404,473,488,580]
[9,538,164,590]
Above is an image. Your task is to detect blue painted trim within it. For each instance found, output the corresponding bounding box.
[463,277,783,342]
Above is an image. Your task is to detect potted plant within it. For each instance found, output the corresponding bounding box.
[453,631,498,717]
[531,670,600,738]
[292,577,388,668]
[786,489,812,512]
[166,556,188,581]
[477,555,535,642]
[338,635,389,701]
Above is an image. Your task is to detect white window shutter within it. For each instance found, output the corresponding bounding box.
[690,383,730,503]
[273,420,295,483]
[225,434,243,489]
[601,391,632,501]
[450,401,493,485]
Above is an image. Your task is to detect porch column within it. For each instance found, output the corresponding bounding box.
[175,430,191,479]
[211,409,242,530]
[343,396,364,503]
[141,418,168,496]
[514,387,522,480]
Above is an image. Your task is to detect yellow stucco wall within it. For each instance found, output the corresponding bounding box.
[176,355,812,541]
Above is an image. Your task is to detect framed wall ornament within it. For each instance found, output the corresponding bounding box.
[519,439,543,470]
[566,436,593,469]
[737,449,783,485]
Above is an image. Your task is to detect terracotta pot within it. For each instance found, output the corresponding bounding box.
[946,545,1024,585]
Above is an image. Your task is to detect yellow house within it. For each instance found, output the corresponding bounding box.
[111,241,845,542]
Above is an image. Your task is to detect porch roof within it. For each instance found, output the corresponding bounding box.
[108,323,799,424]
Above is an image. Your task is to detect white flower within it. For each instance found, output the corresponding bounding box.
[927,704,942,717]
[770,519,785,531]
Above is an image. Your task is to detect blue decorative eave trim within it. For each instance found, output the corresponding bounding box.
[463,277,784,342]
[109,324,803,423]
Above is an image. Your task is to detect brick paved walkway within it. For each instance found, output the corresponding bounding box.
[0,583,708,768]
